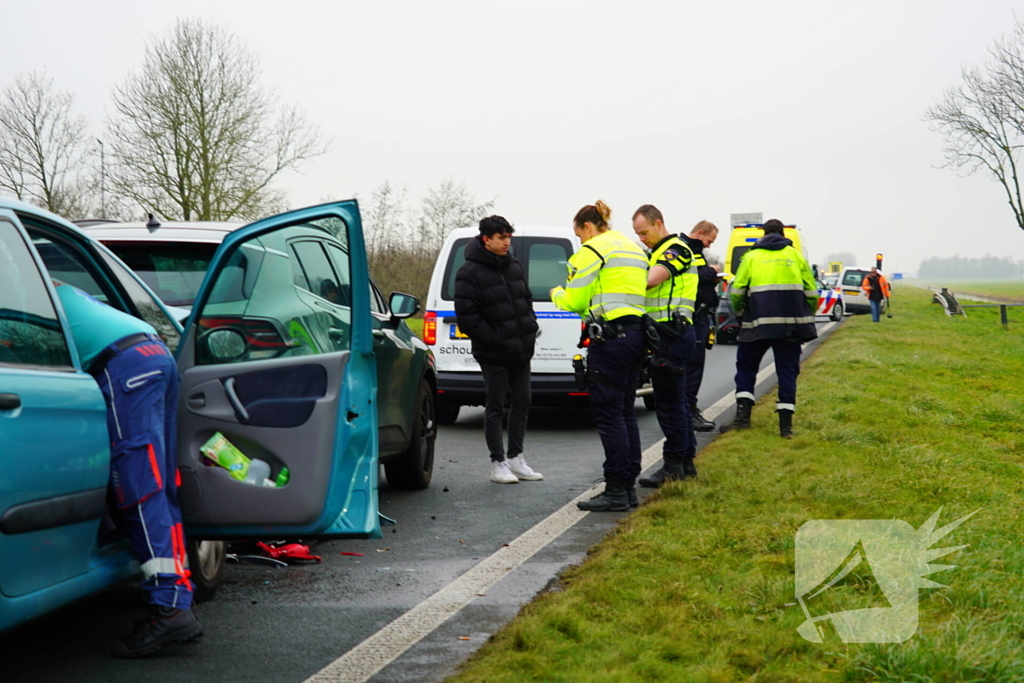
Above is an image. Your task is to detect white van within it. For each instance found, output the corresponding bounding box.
[424,226,583,423]
[836,266,886,315]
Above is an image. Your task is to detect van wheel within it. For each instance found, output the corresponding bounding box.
[186,539,226,602]
[830,302,844,321]
[385,379,436,490]
[436,399,460,425]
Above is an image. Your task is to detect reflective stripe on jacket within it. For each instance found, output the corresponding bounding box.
[551,230,648,322]
[643,235,698,323]
[729,234,818,342]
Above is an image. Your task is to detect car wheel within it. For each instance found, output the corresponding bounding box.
[384,379,436,490]
[435,399,460,425]
[186,539,226,602]
[643,393,657,411]
[830,302,844,322]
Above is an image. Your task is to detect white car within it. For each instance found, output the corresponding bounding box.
[423,226,583,424]
[836,266,886,315]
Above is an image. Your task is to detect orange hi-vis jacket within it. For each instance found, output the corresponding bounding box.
[861,273,891,298]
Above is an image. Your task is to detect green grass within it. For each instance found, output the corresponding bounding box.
[447,286,1024,683]
[914,280,1024,302]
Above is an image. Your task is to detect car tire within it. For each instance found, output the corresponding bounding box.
[643,393,657,411]
[830,302,844,322]
[435,399,460,425]
[186,539,226,602]
[384,379,436,490]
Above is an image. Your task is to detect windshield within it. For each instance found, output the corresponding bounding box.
[100,241,218,308]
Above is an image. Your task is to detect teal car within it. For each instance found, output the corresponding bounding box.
[0,199,436,633]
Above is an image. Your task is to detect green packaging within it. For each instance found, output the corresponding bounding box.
[275,467,290,487]
[200,432,251,481]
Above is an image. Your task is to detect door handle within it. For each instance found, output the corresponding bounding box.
[222,378,249,424]
[372,329,385,338]
[329,328,347,340]
[187,393,207,409]
[0,393,21,411]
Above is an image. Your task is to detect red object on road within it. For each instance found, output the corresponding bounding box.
[339,552,364,556]
[256,541,321,563]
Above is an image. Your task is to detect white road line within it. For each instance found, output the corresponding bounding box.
[304,320,840,683]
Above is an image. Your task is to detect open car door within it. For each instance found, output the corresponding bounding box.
[174,202,380,540]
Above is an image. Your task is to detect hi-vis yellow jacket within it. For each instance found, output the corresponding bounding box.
[551,230,648,321]
[644,235,698,323]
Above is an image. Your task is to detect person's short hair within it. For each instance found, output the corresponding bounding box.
[574,200,612,231]
[691,220,718,235]
[762,218,785,235]
[632,204,663,224]
[479,215,514,238]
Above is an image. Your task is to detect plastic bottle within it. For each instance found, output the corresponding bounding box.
[275,467,290,487]
[244,458,271,486]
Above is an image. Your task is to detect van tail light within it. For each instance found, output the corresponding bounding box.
[423,311,437,345]
[580,321,590,347]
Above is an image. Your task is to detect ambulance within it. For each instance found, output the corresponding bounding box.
[423,226,584,424]
[723,222,807,277]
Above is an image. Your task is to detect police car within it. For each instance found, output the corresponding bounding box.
[0,198,431,633]
[715,275,845,343]
[423,226,583,423]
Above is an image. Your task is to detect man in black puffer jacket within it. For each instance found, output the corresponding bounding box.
[455,216,542,484]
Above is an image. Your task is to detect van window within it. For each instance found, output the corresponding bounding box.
[843,270,869,287]
[440,236,573,302]
[730,246,752,272]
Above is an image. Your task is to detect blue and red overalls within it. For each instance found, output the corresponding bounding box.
[55,284,192,610]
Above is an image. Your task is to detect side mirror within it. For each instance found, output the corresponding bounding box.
[389,292,420,320]
[199,327,247,362]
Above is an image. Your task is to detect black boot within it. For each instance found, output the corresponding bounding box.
[778,409,794,438]
[112,605,203,658]
[719,398,754,433]
[638,461,688,488]
[692,408,716,432]
[627,485,639,508]
[682,457,698,478]
[578,476,630,511]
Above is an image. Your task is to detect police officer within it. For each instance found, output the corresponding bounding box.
[551,200,649,511]
[631,205,699,487]
[719,219,818,437]
[680,220,721,432]
[54,282,201,657]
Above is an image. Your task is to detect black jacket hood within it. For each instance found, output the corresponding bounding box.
[753,233,792,251]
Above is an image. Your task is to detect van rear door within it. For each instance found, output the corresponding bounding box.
[513,235,578,373]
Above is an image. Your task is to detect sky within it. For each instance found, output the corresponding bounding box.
[5,0,1024,274]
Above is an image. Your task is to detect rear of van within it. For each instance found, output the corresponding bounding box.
[423,227,583,424]
[836,266,880,314]
[723,224,805,277]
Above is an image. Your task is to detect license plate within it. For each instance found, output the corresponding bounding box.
[449,325,469,340]
[844,289,860,295]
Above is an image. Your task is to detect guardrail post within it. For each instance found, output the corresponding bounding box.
[1001,304,1008,328]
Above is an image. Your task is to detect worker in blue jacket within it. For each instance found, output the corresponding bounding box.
[54,282,202,657]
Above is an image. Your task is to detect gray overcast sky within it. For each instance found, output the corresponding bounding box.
[5,0,1024,273]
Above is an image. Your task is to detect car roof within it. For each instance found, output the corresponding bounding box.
[82,221,244,242]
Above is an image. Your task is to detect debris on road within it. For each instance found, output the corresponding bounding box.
[256,541,322,563]
[339,552,364,556]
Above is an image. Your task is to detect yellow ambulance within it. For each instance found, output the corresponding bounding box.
[723,223,807,278]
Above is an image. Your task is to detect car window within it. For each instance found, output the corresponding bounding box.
[292,240,348,306]
[369,281,385,315]
[441,238,470,301]
[324,243,353,309]
[0,220,73,368]
[30,236,111,304]
[843,270,869,287]
[100,241,217,308]
[195,223,352,365]
[95,248,182,353]
[519,237,572,302]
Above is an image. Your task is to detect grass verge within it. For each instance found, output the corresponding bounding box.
[447,286,1024,682]
[403,316,424,337]
[917,280,1024,302]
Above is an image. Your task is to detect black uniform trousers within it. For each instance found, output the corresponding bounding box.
[586,329,645,482]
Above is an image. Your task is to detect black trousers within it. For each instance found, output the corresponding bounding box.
[587,329,645,482]
[480,362,532,462]
[684,319,709,409]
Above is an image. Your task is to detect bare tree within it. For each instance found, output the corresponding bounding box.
[0,71,94,218]
[417,178,495,250]
[106,18,328,222]
[926,17,1024,233]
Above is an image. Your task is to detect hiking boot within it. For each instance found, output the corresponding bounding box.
[506,454,543,481]
[112,605,203,658]
[778,409,794,439]
[577,477,630,511]
[490,460,519,484]
[638,461,688,488]
[692,409,716,432]
[719,397,754,433]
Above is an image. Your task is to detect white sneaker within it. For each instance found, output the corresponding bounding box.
[490,460,519,484]
[506,454,543,481]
